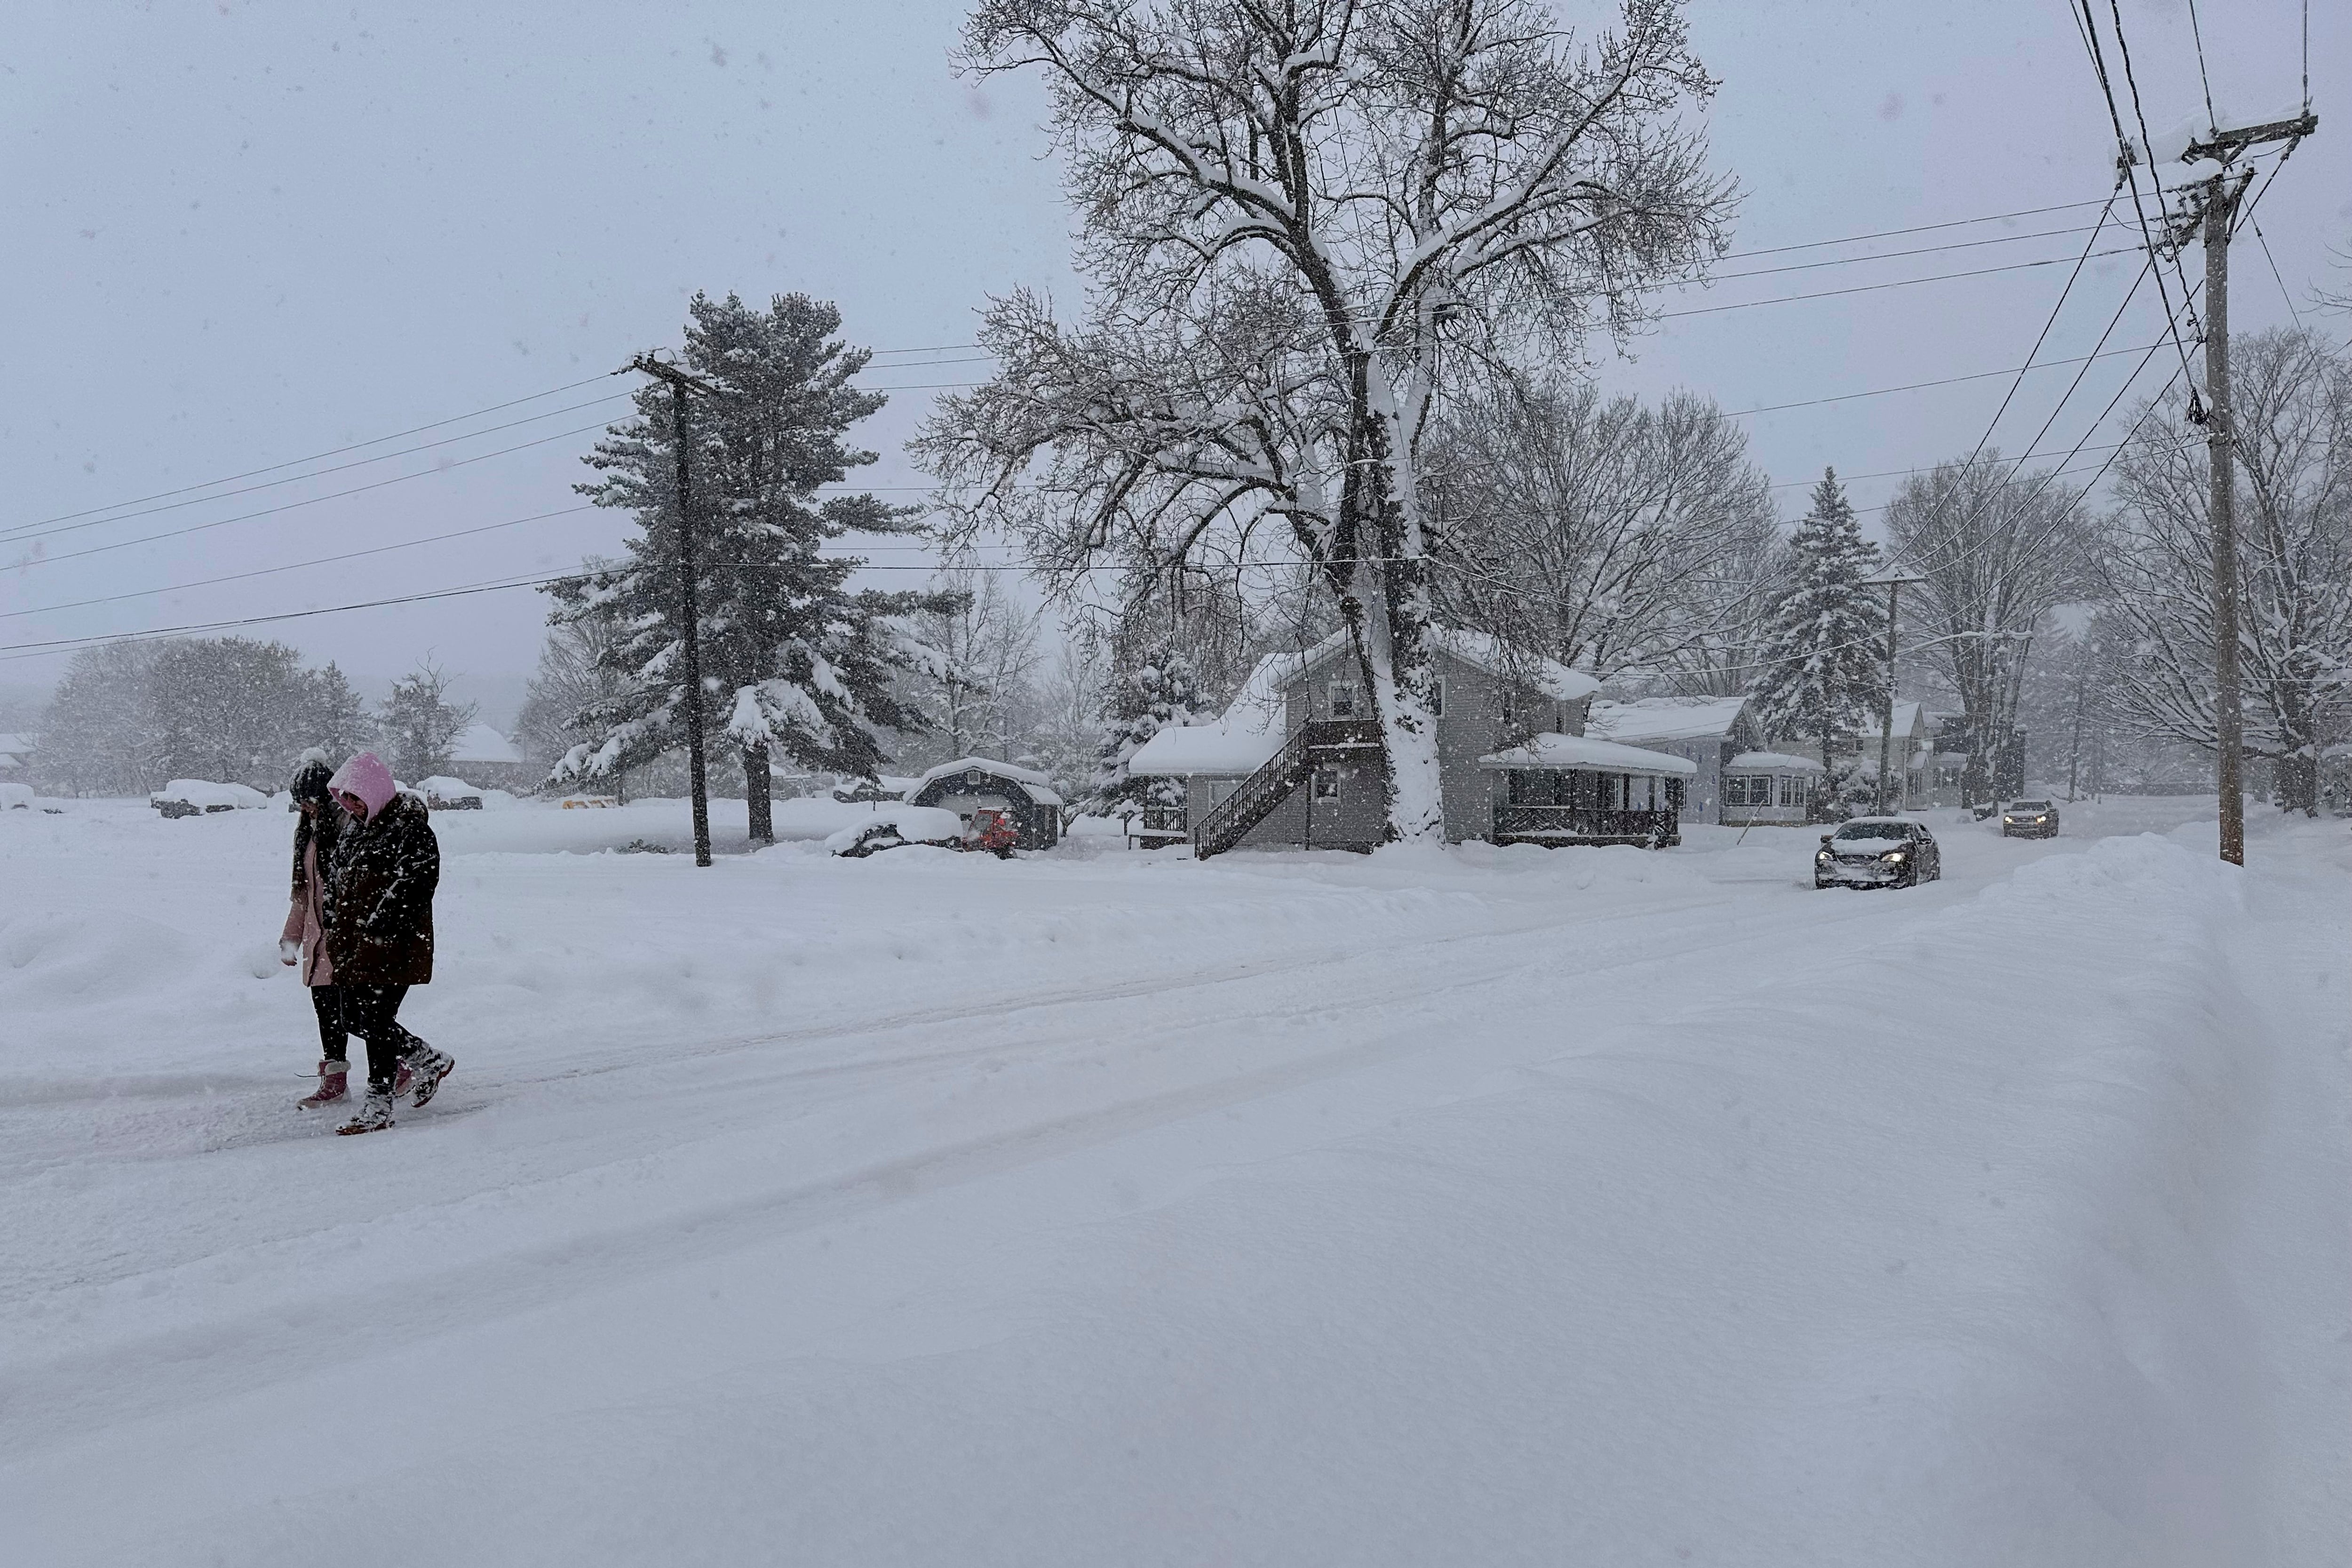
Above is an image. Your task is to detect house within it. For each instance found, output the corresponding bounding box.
[1130,629,1698,854]
[0,733,33,783]
[1716,751,1827,825]
[1844,701,1934,810]
[1584,697,1761,825]
[448,724,536,793]
[903,757,1064,850]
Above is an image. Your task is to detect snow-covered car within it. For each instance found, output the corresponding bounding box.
[150,780,271,819]
[829,775,916,804]
[1999,798,2059,839]
[416,775,485,811]
[824,805,966,859]
[0,781,34,811]
[1814,817,1941,889]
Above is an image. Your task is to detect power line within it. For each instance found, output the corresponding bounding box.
[1654,246,2138,320]
[2252,220,2304,326]
[1704,222,2104,283]
[0,392,633,545]
[2186,0,2220,134]
[1722,337,2164,419]
[1715,197,2115,261]
[4,418,620,572]
[0,505,597,623]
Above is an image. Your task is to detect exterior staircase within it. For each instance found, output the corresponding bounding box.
[1192,719,1383,859]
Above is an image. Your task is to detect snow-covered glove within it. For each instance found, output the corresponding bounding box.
[278,939,302,967]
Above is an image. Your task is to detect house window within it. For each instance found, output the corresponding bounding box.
[1312,767,1340,801]
[1508,770,1556,807]
[1328,681,1361,719]
[1778,775,1810,808]
[1724,774,1768,807]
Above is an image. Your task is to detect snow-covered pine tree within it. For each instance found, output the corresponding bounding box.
[1752,469,1889,807]
[1089,640,1203,822]
[547,292,957,840]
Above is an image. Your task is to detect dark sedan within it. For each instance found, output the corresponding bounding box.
[2000,799,2060,838]
[1815,817,1942,889]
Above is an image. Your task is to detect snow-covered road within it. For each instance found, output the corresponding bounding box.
[2,800,2344,1565]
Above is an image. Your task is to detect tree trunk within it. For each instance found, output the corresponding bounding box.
[745,740,773,844]
[1347,398,1445,844]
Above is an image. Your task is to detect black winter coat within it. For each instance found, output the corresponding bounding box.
[324,792,440,986]
[290,800,342,901]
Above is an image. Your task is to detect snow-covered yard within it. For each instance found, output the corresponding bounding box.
[2,798,2344,1565]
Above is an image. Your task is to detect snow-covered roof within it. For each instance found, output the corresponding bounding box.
[416,775,482,797]
[450,724,523,765]
[1585,697,1748,744]
[1478,732,1698,776]
[1726,750,1825,773]
[1851,702,1929,742]
[1128,649,1303,778]
[911,756,1064,807]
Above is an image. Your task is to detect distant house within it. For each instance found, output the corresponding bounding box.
[448,724,535,792]
[1844,701,1934,809]
[0,732,33,783]
[1717,751,1827,826]
[903,757,1064,850]
[1131,629,1697,854]
[1584,697,1762,825]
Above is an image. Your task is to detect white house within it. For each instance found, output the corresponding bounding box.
[1584,697,1764,825]
[448,724,535,792]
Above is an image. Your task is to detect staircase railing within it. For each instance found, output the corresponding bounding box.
[1193,719,1382,858]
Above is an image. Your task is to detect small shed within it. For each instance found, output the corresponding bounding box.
[448,724,535,792]
[904,757,1064,850]
[1719,750,1825,826]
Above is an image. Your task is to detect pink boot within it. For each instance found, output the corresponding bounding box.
[298,1059,350,1108]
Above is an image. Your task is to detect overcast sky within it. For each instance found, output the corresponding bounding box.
[3,0,2342,722]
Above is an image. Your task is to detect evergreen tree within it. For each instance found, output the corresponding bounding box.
[548,291,954,841]
[300,661,371,761]
[377,659,477,781]
[33,642,161,796]
[1752,469,1890,803]
[1089,639,1203,820]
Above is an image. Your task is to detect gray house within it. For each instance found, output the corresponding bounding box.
[1584,697,1761,825]
[1130,630,1692,853]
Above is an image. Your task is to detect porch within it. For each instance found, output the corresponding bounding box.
[1478,732,1698,850]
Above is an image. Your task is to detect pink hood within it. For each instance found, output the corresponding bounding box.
[327,751,398,821]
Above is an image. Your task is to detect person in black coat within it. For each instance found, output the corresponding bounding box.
[322,751,456,1134]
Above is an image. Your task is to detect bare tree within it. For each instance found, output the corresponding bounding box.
[1428,375,1779,682]
[2099,328,2351,814]
[922,0,1732,841]
[1884,452,2091,807]
[899,562,1042,767]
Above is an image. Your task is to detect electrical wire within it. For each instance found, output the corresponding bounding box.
[2252,221,2304,326]
[2186,0,2220,134]
[1715,197,2115,261]
[1653,245,2137,321]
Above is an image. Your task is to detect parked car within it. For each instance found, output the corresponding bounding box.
[2000,798,2059,838]
[825,805,967,859]
[1815,817,1942,889]
[417,775,485,811]
[150,780,271,819]
[0,782,34,811]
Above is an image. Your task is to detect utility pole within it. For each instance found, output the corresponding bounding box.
[2162,111,2316,865]
[628,353,724,868]
[1864,572,1926,816]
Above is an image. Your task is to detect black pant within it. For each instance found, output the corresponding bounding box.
[338,984,427,1093]
[310,984,350,1063]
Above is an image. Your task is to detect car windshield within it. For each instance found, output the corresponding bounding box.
[1833,822,1907,841]
[2009,801,2051,812]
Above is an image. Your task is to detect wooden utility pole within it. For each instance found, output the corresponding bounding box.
[2201,179,2246,866]
[628,353,724,868]
[2169,111,2315,865]
[1865,572,1926,816]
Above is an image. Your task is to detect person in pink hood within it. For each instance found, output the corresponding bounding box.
[321,751,455,1135]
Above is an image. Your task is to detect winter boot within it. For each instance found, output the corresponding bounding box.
[297,1059,350,1108]
[403,1045,456,1109]
[336,1090,396,1136]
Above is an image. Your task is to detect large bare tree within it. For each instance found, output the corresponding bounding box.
[1884,452,2092,806]
[2099,328,2351,814]
[920,0,1731,840]
[1426,375,1779,683]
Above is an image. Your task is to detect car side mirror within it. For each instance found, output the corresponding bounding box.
[1819,834,1832,844]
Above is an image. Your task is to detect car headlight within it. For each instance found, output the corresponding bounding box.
[1883,850,1906,862]
[1816,850,1831,863]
